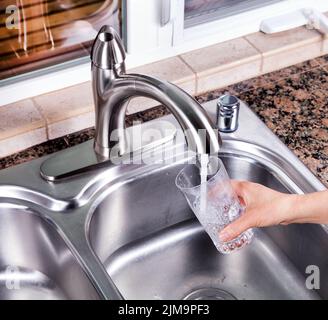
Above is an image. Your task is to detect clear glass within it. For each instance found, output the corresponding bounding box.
[184,0,284,28]
[175,156,253,254]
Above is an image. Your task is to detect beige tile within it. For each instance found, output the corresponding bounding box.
[129,56,196,90]
[0,128,46,158]
[322,13,328,54]
[127,56,196,114]
[181,38,261,94]
[261,42,322,74]
[322,33,328,55]
[33,81,94,124]
[180,37,261,74]
[246,27,321,53]
[33,57,195,122]
[246,27,322,74]
[126,97,159,115]
[0,99,45,140]
[47,111,95,140]
[199,60,262,94]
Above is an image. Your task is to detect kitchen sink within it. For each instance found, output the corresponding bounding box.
[88,151,327,300]
[0,206,100,300]
[0,99,326,300]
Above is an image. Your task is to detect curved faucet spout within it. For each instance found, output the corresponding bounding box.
[91,26,222,159]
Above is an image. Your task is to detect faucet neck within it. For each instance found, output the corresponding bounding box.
[91,25,222,160]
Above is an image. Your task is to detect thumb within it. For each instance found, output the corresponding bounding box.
[219,211,254,242]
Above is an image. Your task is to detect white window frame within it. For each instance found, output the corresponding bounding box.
[1,0,328,106]
[125,0,328,65]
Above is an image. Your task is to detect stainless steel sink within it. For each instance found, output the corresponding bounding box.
[0,205,100,300]
[0,99,326,300]
[88,150,327,300]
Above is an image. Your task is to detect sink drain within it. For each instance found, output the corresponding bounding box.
[183,288,237,300]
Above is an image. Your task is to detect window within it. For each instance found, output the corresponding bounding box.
[1,0,328,106]
[184,0,282,28]
[125,0,328,62]
[0,0,122,80]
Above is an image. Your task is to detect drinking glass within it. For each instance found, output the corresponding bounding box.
[175,156,254,254]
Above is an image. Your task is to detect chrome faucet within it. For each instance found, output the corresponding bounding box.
[91,25,221,159]
[40,25,222,181]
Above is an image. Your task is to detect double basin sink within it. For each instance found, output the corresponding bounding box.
[0,99,326,300]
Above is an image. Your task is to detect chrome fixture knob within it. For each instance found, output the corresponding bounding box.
[217,94,240,133]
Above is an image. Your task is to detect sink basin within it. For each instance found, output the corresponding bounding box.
[0,99,326,300]
[0,205,100,300]
[88,152,327,300]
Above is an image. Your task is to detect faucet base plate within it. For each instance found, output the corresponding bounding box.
[40,120,177,182]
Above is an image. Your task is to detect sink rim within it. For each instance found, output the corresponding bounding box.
[0,138,319,213]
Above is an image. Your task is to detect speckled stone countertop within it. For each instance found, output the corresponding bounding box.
[1,57,327,186]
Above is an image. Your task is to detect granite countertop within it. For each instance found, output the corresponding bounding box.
[0,57,327,186]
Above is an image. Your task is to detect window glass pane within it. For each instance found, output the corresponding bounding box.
[184,0,284,28]
[0,0,122,80]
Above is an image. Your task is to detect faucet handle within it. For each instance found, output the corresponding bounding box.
[91,25,126,71]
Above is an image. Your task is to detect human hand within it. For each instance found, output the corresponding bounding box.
[219,180,299,242]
